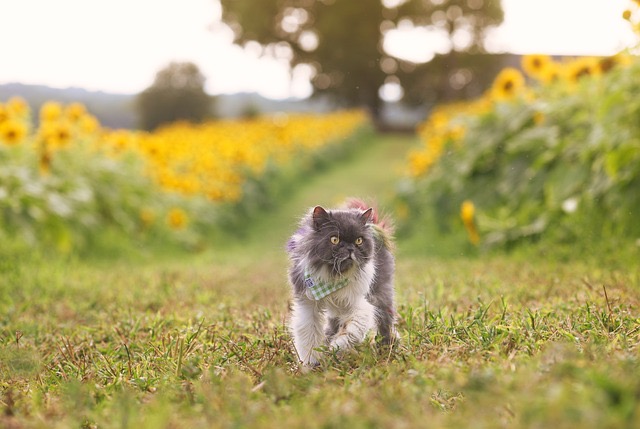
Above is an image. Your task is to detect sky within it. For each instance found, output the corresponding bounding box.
[0,0,637,99]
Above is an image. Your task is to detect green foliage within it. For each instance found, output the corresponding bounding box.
[0,139,179,253]
[0,108,371,257]
[136,62,213,131]
[400,57,640,255]
[219,0,503,119]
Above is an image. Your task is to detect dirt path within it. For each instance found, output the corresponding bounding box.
[203,131,418,300]
[238,132,418,254]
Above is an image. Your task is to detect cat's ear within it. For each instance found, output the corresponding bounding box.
[360,208,374,225]
[312,206,330,230]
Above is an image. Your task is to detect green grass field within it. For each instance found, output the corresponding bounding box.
[2,133,639,428]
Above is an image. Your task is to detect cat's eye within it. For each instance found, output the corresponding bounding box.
[355,237,363,246]
[330,236,340,245]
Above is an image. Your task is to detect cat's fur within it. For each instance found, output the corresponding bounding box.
[286,198,397,366]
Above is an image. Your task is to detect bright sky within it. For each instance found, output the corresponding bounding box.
[0,0,636,99]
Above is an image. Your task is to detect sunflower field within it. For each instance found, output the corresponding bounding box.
[399,46,640,255]
[0,100,368,253]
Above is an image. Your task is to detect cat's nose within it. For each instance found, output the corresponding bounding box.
[349,250,356,260]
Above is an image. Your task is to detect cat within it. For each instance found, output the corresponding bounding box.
[286,198,397,367]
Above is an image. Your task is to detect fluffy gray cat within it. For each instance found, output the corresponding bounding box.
[286,198,397,366]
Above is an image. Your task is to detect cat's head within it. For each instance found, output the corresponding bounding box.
[306,205,375,276]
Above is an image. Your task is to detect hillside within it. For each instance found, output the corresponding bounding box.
[0,83,426,130]
[0,83,137,128]
[0,83,334,129]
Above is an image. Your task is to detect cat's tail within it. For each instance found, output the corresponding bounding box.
[344,197,395,248]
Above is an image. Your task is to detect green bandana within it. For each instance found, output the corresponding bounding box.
[304,269,349,300]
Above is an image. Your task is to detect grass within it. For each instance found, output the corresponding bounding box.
[2,133,640,428]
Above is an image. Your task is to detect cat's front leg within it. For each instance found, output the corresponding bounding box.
[329,298,375,351]
[290,297,326,367]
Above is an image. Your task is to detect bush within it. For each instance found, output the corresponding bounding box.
[398,54,640,256]
[0,99,369,254]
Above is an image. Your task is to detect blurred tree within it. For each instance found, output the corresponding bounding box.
[398,52,512,107]
[219,0,503,123]
[136,62,213,130]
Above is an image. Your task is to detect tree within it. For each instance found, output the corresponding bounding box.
[136,62,213,130]
[398,52,512,107]
[219,0,503,123]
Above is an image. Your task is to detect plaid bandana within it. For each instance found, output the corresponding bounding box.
[304,269,349,300]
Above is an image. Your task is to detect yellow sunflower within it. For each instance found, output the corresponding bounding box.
[564,57,601,83]
[460,200,480,245]
[521,54,553,80]
[79,114,100,135]
[491,68,525,101]
[39,120,73,149]
[105,130,133,155]
[167,207,188,230]
[7,97,29,118]
[0,120,28,145]
[538,61,561,84]
[408,150,432,177]
[65,102,87,122]
[40,101,63,122]
[598,54,632,73]
[460,200,475,224]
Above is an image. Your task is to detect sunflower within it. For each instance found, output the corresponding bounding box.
[167,207,188,229]
[460,200,475,224]
[0,120,28,145]
[105,130,133,154]
[460,200,480,245]
[599,54,632,73]
[65,102,87,122]
[491,68,526,101]
[564,57,601,83]
[40,101,63,122]
[39,120,73,148]
[408,150,432,177]
[79,114,100,135]
[7,97,29,118]
[521,54,552,80]
[537,61,561,83]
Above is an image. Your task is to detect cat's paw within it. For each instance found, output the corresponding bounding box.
[299,360,321,373]
[329,333,353,352]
